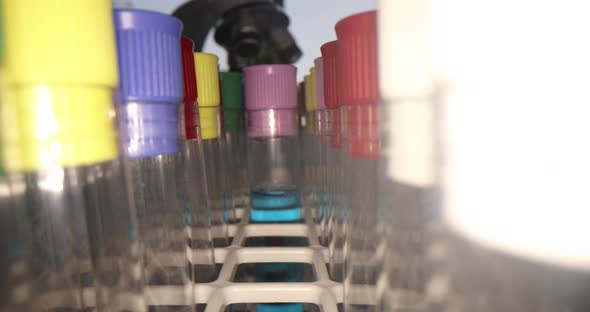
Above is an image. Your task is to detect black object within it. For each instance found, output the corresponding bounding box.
[173,0,301,71]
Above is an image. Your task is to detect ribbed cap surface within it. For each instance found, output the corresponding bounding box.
[314,57,326,110]
[114,9,183,103]
[243,64,297,111]
[2,0,118,86]
[194,52,220,107]
[244,64,297,138]
[220,72,243,110]
[321,41,339,109]
[181,37,197,102]
[335,11,379,106]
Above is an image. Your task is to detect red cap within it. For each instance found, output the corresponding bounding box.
[181,37,197,102]
[335,11,379,107]
[181,37,200,140]
[321,41,339,109]
[347,105,380,159]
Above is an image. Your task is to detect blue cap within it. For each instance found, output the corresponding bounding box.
[113,9,183,157]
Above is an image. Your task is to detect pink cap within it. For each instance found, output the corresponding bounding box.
[244,64,297,110]
[314,57,326,110]
[321,41,339,109]
[244,64,298,138]
[335,11,379,106]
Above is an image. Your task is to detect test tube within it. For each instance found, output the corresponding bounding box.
[335,11,381,312]
[314,57,329,244]
[245,65,301,223]
[194,53,230,246]
[113,9,194,310]
[0,1,147,311]
[0,12,33,311]
[221,72,249,219]
[320,40,345,282]
[180,37,217,283]
[302,72,319,215]
[244,65,303,312]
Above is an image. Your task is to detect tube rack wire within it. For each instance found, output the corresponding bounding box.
[186,207,345,312]
[31,207,381,311]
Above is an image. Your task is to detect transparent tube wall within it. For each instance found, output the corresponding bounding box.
[248,113,302,223]
[182,138,217,283]
[119,102,194,311]
[0,90,147,312]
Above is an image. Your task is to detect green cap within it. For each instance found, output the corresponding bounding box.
[220,72,243,133]
[221,72,242,110]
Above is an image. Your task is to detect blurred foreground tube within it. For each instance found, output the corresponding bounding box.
[0,1,147,311]
[379,0,590,311]
[335,11,381,312]
[114,9,195,311]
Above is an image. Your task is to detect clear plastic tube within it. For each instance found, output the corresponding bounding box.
[118,102,195,311]
[302,111,320,216]
[225,129,249,216]
[248,133,302,223]
[0,174,32,312]
[182,139,217,283]
[328,107,348,283]
[1,85,148,312]
[342,104,381,312]
[201,135,230,246]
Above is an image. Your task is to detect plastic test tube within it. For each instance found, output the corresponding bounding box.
[180,37,217,283]
[335,11,381,312]
[314,57,329,244]
[244,65,304,312]
[221,72,249,218]
[114,9,195,310]
[194,52,231,246]
[302,72,319,215]
[0,2,147,311]
[0,13,33,311]
[321,40,346,282]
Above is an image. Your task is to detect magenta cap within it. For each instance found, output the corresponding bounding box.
[314,57,326,110]
[244,64,298,138]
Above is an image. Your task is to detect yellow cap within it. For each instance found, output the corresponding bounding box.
[0,0,119,172]
[1,0,118,86]
[194,52,220,107]
[199,107,219,140]
[309,67,318,112]
[1,85,118,172]
[304,74,313,112]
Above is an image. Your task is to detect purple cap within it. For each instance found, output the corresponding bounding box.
[314,57,326,110]
[114,9,183,157]
[243,65,298,138]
